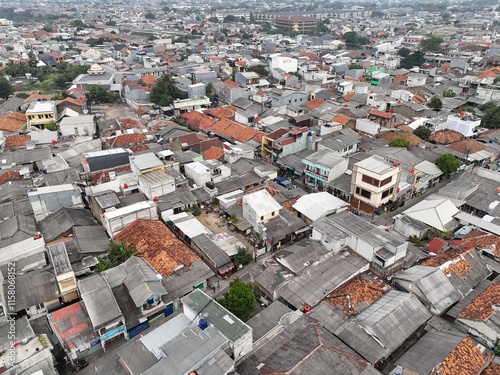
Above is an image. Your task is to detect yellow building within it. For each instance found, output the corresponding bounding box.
[26,101,58,129]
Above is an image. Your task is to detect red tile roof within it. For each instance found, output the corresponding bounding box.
[431,336,492,375]
[343,93,355,102]
[369,109,394,119]
[233,126,258,143]
[207,106,236,119]
[209,118,233,135]
[327,276,386,316]
[109,133,146,147]
[448,139,487,155]
[305,98,325,109]
[59,97,84,106]
[5,134,30,148]
[481,363,500,375]
[420,248,469,267]
[459,283,500,320]
[0,112,27,133]
[478,67,500,79]
[141,74,156,85]
[218,122,246,140]
[427,237,447,254]
[181,110,216,131]
[177,132,200,146]
[252,131,267,143]
[203,145,224,160]
[429,130,465,145]
[90,165,131,185]
[378,131,424,146]
[223,79,240,89]
[118,118,145,129]
[0,170,21,185]
[115,220,199,276]
[22,93,49,103]
[266,128,290,140]
[332,114,351,125]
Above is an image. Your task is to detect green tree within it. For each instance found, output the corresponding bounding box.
[223,15,237,23]
[97,241,140,271]
[421,36,444,52]
[389,138,410,148]
[479,101,497,113]
[371,10,385,18]
[72,19,87,28]
[247,64,269,76]
[443,90,456,97]
[435,153,460,175]
[348,63,363,69]
[234,246,252,266]
[144,12,155,20]
[208,16,219,23]
[480,105,500,129]
[87,85,119,104]
[428,96,443,110]
[413,125,432,141]
[398,47,411,57]
[342,31,369,49]
[0,75,13,99]
[150,74,187,106]
[442,12,451,21]
[218,279,256,321]
[105,20,116,26]
[44,120,57,131]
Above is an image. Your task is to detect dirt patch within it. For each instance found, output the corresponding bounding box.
[99,103,139,121]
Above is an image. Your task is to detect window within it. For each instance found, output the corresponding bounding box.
[381,187,394,199]
[380,176,392,187]
[271,211,276,216]
[355,187,371,199]
[288,100,291,104]
[361,174,381,187]
[260,216,264,221]
[295,99,297,102]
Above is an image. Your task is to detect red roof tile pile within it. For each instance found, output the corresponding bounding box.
[118,118,145,129]
[90,165,131,185]
[109,133,147,147]
[181,110,216,131]
[431,337,492,375]
[459,283,500,320]
[448,139,487,155]
[115,220,199,276]
[327,276,386,316]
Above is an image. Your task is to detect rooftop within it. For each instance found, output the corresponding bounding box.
[354,154,397,175]
[181,289,251,343]
[458,282,500,321]
[115,219,199,276]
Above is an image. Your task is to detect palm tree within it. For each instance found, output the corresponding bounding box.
[108,241,140,265]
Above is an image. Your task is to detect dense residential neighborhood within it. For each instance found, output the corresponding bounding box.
[1,0,500,374]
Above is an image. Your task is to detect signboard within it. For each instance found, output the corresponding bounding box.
[99,325,125,341]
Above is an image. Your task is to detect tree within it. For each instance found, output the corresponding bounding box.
[150,75,187,106]
[348,63,363,70]
[427,96,443,110]
[342,31,369,49]
[371,10,385,18]
[44,120,57,131]
[413,125,432,141]
[144,12,155,20]
[247,64,269,76]
[234,247,252,266]
[398,47,411,57]
[208,16,219,23]
[223,15,237,23]
[105,20,116,26]
[72,19,87,28]
[421,36,444,52]
[435,153,460,175]
[479,101,497,113]
[87,85,119,104]
[389,138,410,148]
[0,75,13,99]
[442,12,451,21]
[97,242,140,271]
[480,105,500,129]
[218,279,256,321]
[443,90,456,97]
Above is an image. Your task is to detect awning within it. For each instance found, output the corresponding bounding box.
[217,262,235,275]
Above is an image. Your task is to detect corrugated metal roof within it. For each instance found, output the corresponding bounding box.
[139,313,191,360]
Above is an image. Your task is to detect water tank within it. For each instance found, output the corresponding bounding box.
[198,318,209,330]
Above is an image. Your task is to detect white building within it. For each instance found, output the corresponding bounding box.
[58,115,95,137]
[445,113,481,137]
[102,201,158,238]
[242,189,282,227]
[138,170,175,200]
[269,54,298,73]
